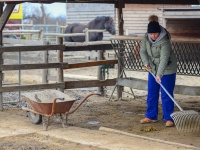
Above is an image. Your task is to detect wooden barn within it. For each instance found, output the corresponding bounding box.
[123,4,200,37]
[65,3,200,38]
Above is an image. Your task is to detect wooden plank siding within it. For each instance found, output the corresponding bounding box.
[120,4,200,38]
[65,4,165,36]
[123,4,163,36]
[166,19,200,37]
[65,4,200,37]
[161,8,200,38]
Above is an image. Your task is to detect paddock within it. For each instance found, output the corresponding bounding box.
[0,1,199,108]
[1,24,200,109]
[1,35,117,108]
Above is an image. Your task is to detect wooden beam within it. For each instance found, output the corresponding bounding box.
[117,0,124,35]
[65,44,113,51]
[3,0,68,3]
[64,79,116,89]
[64,59,118,69]
[0,0,199,5]
[0,2,3,111]
[3,38,44,45]
[0,45,65,52]
[0,83,65,92]
[0,4,15,31]
[1,62,68,71]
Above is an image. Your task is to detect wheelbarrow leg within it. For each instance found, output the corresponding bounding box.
[60,113,68,128]
[42,116,50,131]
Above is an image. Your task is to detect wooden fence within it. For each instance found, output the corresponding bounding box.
[1,28,117,110]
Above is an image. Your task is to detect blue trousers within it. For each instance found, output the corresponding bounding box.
[145,73,176,122]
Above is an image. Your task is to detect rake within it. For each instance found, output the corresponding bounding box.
[144,67,200,132]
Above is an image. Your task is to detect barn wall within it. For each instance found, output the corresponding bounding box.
[123,4,163,36]
[123,5,200,37]
[65,4,200,38]
[162,8,200,38]
[65,4,164,37]
[166,19,200,37]
[66,3,115,23]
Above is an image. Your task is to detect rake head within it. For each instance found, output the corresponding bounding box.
[170,110,200,132]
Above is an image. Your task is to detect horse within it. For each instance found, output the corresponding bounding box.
[64,16,116,42]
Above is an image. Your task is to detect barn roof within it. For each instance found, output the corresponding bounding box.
[1,0,200,5]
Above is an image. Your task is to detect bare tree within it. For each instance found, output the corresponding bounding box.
[40,4,48,24]
[23,3,65,25]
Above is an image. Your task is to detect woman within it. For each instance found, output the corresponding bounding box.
[139,15,177,127]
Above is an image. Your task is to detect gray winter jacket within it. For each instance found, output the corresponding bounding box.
[140,27,177,77]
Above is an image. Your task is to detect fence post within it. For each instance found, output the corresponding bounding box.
[97,50,104,94]
[39,29,43,40]
[42,41,49,84]
[85,28,89,43]
[57,37,64,92]
[117,42,123,100]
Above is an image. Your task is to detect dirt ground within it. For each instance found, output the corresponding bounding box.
[1,68,200,149]
[1,89,200,149]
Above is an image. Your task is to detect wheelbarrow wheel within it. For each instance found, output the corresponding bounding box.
[27,111,42,124]
[26,102,42,124]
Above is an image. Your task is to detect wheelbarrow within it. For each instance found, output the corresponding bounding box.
[21,90,101,130]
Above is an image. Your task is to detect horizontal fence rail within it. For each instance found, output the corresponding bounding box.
[0,63,68,71]
[0,83,65,93]
[65,59,118,69]
[65,79,116,89]
[3,27,110,44]
[0,45,65,52]
[110,36,200,76]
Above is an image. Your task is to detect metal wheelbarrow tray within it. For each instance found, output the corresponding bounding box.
[22,89,100,130]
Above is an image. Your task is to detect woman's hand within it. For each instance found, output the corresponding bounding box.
[145,64,151,69]
[156,76,161,83]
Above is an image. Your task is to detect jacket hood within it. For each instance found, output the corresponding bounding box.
[147,26,170,45]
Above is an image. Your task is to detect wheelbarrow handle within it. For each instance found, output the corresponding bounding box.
[143,66,183,111]
[66,92,102,115]
[49,97,65,117]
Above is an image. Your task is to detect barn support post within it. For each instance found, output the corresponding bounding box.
[0,2,3,111]
[115,0,125,100]
[161,8,167,28]
[97,50,104,94]
[0,3,16,110]
[0,4,15,31]
[57,37,64,92]
[42,41,49,84]
[0,3,15,110]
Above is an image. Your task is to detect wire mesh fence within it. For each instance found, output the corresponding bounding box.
[111,37,200,76]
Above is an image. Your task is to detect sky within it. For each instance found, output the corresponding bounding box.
[23,2,66,17]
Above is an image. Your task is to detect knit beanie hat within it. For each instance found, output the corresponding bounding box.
[147,15,161,33]
[147,21,161,33]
